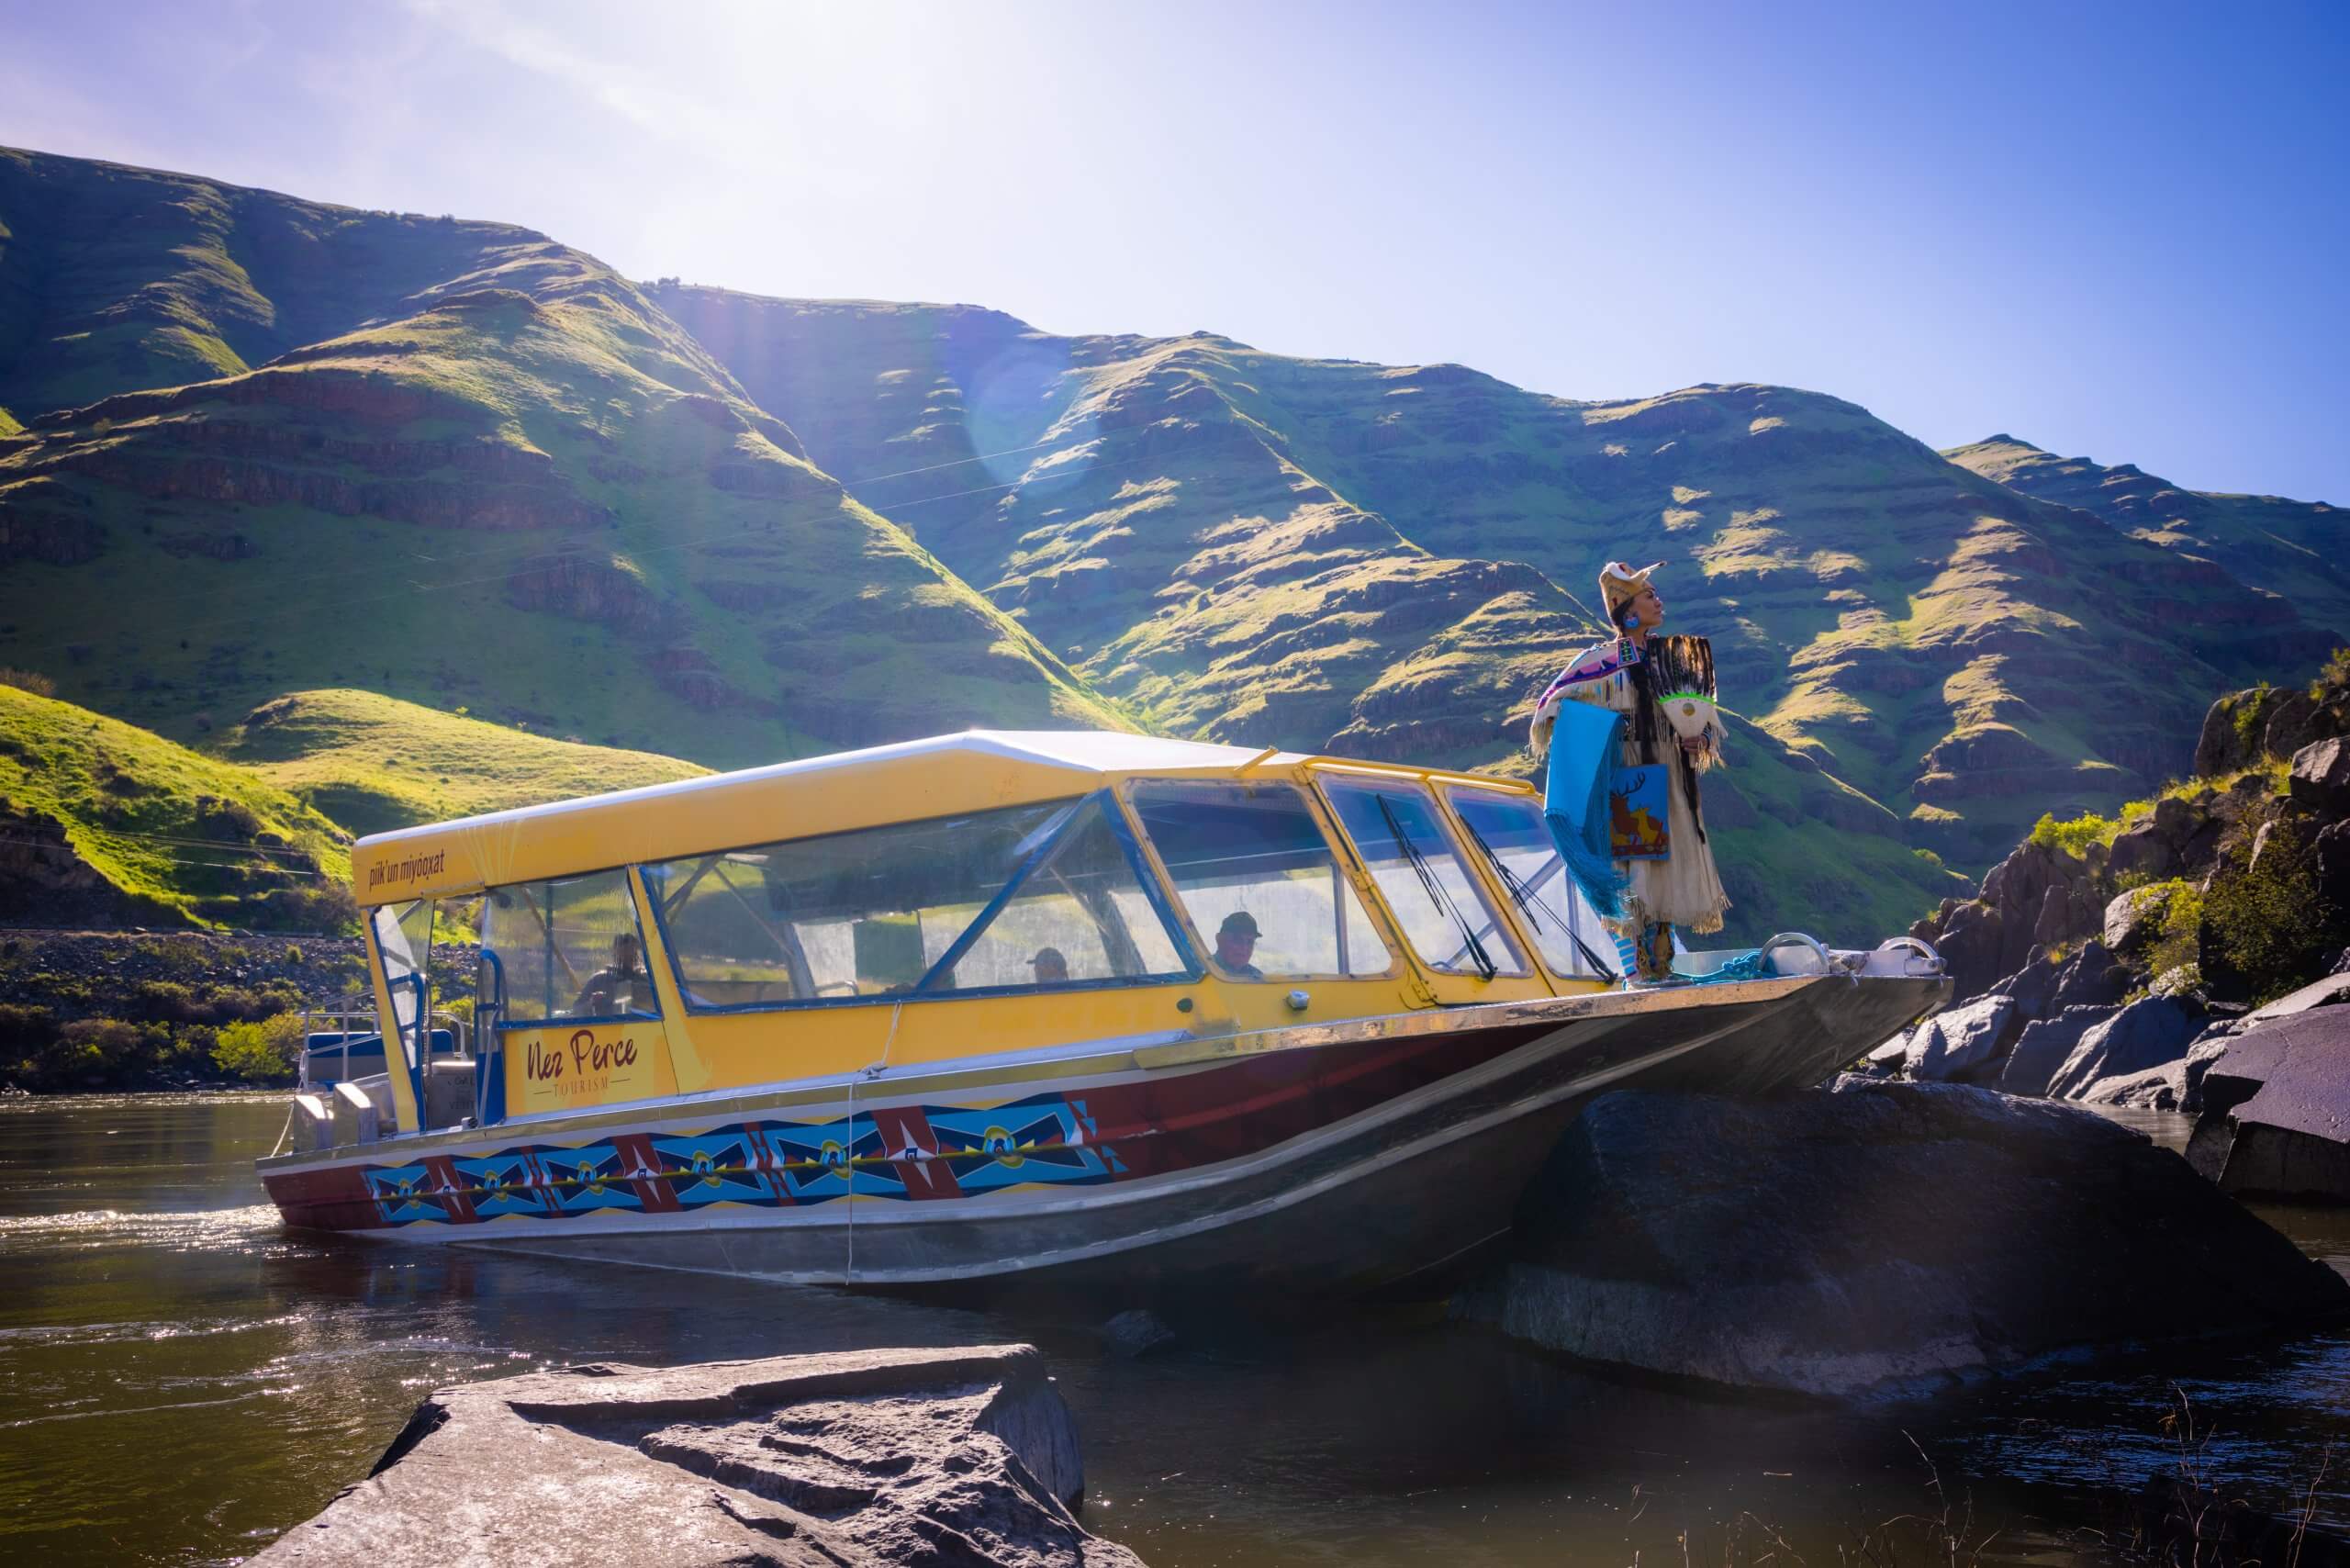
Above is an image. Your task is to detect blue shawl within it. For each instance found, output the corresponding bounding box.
[1543,698,1633,923]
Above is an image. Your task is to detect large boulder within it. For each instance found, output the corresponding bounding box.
[1988,948,2063,1021]
[1924,841,2106,1002]
[1454,1080,2348,1401]
[2181,1028,2242,1113]
[1898,993,2015,1081]
[250,1345,1141,1567]
[2104,885,2171,955]
[2107,824,2177,882]
[2242,970,2350,1025]
[2078,1061,2186,1109]
[2196,691,2253,778]
[2046,995,2196,1099]
[2291,738,2350,811]
[1998,1006,2116,1097]
[2048,940,2132,1014]
[2203,1008,2350,1203]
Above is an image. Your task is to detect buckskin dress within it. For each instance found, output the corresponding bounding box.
[1530,638,1731,937]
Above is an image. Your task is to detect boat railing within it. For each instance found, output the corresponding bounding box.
[297,991,469,1092]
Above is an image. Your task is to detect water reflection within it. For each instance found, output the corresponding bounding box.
[1,1095,2344,1566]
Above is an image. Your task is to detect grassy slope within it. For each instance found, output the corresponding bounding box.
[0,682,350,928]
[661,292,2344,890]
[213,689,710,835]
[1945,434,2350,643]
[0,153,1136,774]
[658,289,1970,942]
[0,146,543,419]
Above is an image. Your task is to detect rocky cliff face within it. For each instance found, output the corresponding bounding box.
[1880,655,2350,1111]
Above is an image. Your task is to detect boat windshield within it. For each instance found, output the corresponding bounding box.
[1446,787,1617,981]
[1127,780,1392,980]
[1318,778,1527,980]
[643,794,1190,1009]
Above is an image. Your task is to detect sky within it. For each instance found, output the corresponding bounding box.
[3,0,2345,501]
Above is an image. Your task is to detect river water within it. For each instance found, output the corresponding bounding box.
[3,1093,2345,1566]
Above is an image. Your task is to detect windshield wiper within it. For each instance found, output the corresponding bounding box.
[1459,818,1619,984]
[1375,794,1496,981]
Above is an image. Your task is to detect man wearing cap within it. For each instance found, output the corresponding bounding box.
[1029,946,1069,985]
[1214,911,1264,979]
[1528,560,1729,982]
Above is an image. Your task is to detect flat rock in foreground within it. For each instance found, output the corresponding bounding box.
[1456,1079,2348,1401]
[254,1344,1142,1567]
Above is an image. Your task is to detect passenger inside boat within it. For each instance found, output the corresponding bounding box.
[1029,947,1070,984]
[1214,912,1264,980]
[569,933,650,1017]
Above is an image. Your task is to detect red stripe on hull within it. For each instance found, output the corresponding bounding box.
[263,1019,1554,1234]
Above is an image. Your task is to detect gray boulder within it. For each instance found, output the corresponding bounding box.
[2049,940,2132,1014]
[1998,1005,2115,1097]
[1863,1035,1908,1075]
[2242,969,2350,1025]
[2103,885,2170,955]
[1988,949,2062,1020]
[2107,824,2177,881]
[251,1345,1140,1567]
[1901,993,2015,1081]
[2181,1029,2241,1114]
[2078,1061,2185,1109]
[2047,996,2196,1099]
[1454,1080,2347,1401]
[2206,1008,2350,1203]
[2289,736,2350,811]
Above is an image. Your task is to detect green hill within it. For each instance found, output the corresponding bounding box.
[213,689,710,835]
[0,680,352,929]
[653,290,2339,888]
[0,149,1134,768]
[1944,434,2350,641]
[6,146,2337,948]
[0,148,558,417]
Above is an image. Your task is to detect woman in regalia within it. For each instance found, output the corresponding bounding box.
[1529,561,1729,981]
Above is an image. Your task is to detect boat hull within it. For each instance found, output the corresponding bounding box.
[259,973,1943,1297]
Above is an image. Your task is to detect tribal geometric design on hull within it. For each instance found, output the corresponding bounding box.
[358,1092,1126,1228]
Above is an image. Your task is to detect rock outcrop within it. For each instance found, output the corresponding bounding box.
[1889,659,2350,1104]
[252,1344,1141,1567]
[2043,996,2197,1099]
[1455,1080,2350,1401]
[2186,1003,2350,1203]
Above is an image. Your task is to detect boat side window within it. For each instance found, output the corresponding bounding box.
[1127,780,1393,980]
[482,868,662,1025]
[642,795,1191,1011]
[1320,778,1528,979]
[1446,787,1616,980]
[923,797,1191,991]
